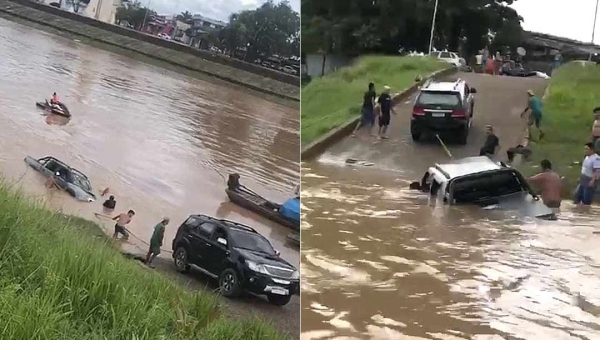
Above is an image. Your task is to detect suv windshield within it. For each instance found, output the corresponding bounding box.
[417,91,461,107]
[451,170,525,204]
[440,52,452,58]
[230,229,276,255]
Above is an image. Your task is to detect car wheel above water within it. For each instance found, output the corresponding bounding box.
[174,247,190,273]
[219,268,241,298]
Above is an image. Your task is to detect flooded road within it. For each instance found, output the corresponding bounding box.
[301,74,600,339]
[0,19,299,267]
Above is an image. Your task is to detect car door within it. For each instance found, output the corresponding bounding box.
[188,220,216,267]
[204,226,230,275]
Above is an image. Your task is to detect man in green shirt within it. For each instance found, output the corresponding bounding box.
[521,90,545,141]
[145,217,170,267]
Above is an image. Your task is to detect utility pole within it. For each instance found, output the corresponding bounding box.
[428,0,439,55]
[141,0,152,32]
[590,0,599,61]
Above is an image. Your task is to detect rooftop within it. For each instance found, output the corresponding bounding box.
[422,79,465,93]
[435,156,505,179]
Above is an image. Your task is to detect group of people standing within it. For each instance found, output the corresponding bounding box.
[479,90,600,214]
[480,48,505,75]
[351,82,396,139]
[101,194,169,268]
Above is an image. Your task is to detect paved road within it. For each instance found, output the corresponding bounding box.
[318,72,548,177]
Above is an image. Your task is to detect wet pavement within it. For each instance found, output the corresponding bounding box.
[0,17,300,333]
[301,73,600,339]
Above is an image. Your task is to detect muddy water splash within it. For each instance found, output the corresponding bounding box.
[0,18,299,264]
[301,162,600,339]
[301,66,600,340]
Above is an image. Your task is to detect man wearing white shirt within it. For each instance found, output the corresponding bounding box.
[574,142,600,206]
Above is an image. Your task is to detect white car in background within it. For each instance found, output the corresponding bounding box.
[430,51,462,67]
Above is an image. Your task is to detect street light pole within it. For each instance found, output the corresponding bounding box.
[141,0,152,32]
[428,0,440,55]
[590,0,599,61]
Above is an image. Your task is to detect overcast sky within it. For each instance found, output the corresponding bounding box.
[150,0,299,22]
[511,0,600,43]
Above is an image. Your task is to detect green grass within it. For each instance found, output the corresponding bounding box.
[301,56,448,145]
[519,61,600,196]
[0,182,287,340]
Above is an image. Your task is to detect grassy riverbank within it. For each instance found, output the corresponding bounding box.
[0,184,285,339]
[519,61,600,196]
[301,56,447,144]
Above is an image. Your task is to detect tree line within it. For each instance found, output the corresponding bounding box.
[115,0,299,62]
[301,0,524,59]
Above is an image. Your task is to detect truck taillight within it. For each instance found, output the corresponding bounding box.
[413,107,425,116]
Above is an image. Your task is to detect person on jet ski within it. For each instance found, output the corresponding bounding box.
[45,93,62,111]
[50,93,60,105]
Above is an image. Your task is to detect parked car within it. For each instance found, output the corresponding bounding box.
[410,156,553,218]
[410,78,477,144]
[430,51,462,67]
[282,66,296,74]
[172,214,299,306]
[157,33,171,40]
[24,156,96,202]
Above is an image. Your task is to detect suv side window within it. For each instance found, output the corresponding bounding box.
[197,222,217,237]
[210,226,228,247]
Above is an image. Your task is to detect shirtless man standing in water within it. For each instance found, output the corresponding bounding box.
[112,210,135,240]
[527,159,562,217]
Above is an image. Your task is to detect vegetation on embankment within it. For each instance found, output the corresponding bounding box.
[0,183,287,340]
[301,56,447,144]
[519,62,600,197]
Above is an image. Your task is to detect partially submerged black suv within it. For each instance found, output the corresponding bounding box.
[172,214,299,306]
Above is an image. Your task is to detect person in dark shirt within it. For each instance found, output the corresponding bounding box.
[377,86,396,139]
[102,195,116,211]
[352,82,376,137]
[479,125,499,157]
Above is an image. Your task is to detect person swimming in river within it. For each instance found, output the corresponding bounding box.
[102,195,116,212]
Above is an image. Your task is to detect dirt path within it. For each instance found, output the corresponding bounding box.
[318,72,548,172]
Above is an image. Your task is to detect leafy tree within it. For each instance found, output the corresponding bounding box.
[221,0,299,60]
[177,10,193,24]
[115,4,156,29]
[301,0,524,60]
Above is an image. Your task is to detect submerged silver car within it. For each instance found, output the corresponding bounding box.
[412,156,553,218]
[24,156,96,202]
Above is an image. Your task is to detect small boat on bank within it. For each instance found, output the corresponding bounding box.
[286,231,300,246]
[225,174,300,232]
[36,101,71,117]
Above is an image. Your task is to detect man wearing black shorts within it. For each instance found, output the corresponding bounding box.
[352,83,376,137]
[112,210,135,240]
[377,86,395,139]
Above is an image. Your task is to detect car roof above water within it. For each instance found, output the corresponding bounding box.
[433,156,507,179]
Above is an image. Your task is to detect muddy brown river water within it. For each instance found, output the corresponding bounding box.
[0,18,299,265]
[301,74,600,339]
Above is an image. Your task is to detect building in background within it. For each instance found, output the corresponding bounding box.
[84,0,122,24]
[188,14,226,50]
